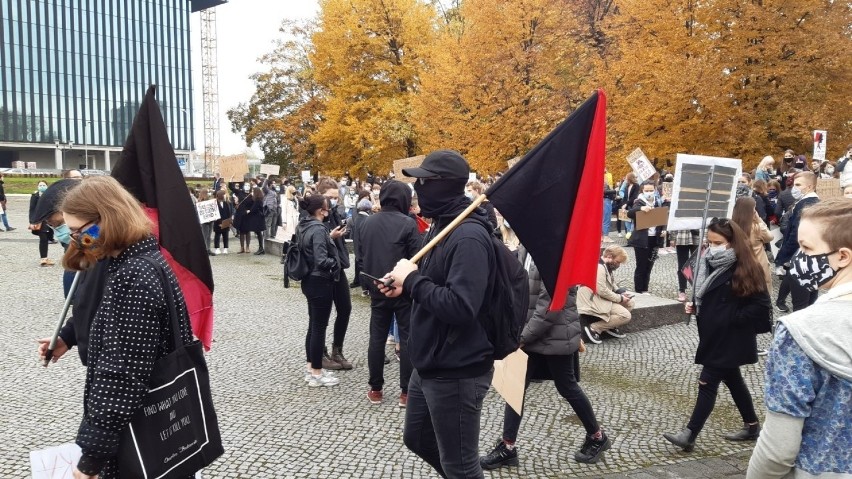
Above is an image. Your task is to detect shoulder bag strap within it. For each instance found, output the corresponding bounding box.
[139,254,183,350]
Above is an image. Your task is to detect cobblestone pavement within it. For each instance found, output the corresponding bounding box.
[0,198,783,478]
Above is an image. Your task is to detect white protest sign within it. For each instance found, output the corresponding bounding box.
[301,170,312,183]
[30,443,81,479]
[196,199,220,224]
[626,148,656,183]
[468,172,477,182]
[259,164,280,176]
[667,154,742,231]
[813,130,827,161]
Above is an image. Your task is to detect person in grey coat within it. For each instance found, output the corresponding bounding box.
[480,246,610,470]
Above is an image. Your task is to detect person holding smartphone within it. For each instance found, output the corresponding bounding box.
[577,245,634,344]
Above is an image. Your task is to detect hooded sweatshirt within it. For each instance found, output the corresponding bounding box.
[747,282,852,478]
[356,180,421,297]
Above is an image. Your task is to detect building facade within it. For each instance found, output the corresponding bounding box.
[0,0,194,171]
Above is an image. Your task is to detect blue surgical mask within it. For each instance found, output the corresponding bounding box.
[708,244,728,255]
[791,186,803,200]
[329,198,338,208]
[37,185,48,193]
[52,224,72,246]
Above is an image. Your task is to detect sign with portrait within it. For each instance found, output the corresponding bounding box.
[813,130,827,161]
[626,148,656,183]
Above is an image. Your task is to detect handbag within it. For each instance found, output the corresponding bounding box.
[286,225,316,281]
[617,208,631,222]
[117,256,224,479]
[219,218,233,230]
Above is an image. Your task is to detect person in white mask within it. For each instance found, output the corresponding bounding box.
[627,181,664,293]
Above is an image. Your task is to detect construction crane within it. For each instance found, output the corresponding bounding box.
[199,3,223,176]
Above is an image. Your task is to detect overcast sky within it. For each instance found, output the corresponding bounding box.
[190,1,319,158]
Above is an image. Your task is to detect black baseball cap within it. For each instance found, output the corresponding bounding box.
[33,179,81,223]
[402,149,470,179]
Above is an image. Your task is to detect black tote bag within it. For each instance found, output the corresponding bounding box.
[117,256,223,478]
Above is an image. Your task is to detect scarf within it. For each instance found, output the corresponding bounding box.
[694,248,737,308]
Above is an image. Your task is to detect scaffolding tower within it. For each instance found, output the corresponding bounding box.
[200,7,221,176]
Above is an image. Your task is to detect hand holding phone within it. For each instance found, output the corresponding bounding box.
[360,271,394,288]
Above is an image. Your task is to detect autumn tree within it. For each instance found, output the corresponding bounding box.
[227,20,322,176]
[309,0,437,176]
[414,0,594,173]
[596,0,852,178]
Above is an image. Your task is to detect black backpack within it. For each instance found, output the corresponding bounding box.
[463,218,529,360]
[284,223,322,283]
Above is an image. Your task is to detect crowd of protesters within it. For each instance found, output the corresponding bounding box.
[4,143,849,478]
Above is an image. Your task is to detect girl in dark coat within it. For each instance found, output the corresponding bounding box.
[56,177,196,479]
[213,189,233,254]
[664,218,771,452]
[28,180,55,266]
[480,247,609,469]
[235,186,265,254]
[627,181,663,293]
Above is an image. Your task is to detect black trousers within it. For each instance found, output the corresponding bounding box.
[676,245,697,293]
[502,352,598,442]
[36,229,52,258]
[686,366,757,434]
[213,226,229,248]
[331,273,352,348]
[301,276,334,369]
[404,368,493,479]
[784,273,818,311]
[368,297,412,393]
[633,246,654,293]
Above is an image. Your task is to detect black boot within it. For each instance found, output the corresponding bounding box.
[574,431,611,463]
[663,427,698,452]
[723,422,760,441]
[254,247,265,255]
[480,440,518,470]
[331,345,353,370]
[322,346,343,370]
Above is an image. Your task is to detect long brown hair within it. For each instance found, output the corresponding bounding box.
[708,219,766,297]
[731,196,756,241]
[60,176,152,271]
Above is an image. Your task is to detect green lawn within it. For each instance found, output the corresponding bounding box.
[0,176,62,195]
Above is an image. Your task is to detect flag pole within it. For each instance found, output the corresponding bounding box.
[43,271,81,366]
[687,165,717,325]
[410,194,488,264]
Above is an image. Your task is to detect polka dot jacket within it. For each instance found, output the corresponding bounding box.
[75,236,195,477]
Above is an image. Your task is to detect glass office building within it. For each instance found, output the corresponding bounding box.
[0,0,194,170]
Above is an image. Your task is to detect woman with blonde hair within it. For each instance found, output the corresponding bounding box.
[754,156,776,182]
[49,176,195,478]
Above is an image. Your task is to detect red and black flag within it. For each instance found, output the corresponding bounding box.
[112,85,215,349]
[486,89,607,311]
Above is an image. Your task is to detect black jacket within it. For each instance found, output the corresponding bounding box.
[58,259,112,366]
[214,200,234,229]
[402,200,495,379]
[627,196,663,248]
[323,207,350,269]
[237,197,265,233]
[776,196,820,266]
[298,217,339,280]
[0,178,6,202]
[357,181,421,298]
[694,267,771,368]
[76,237,194,476]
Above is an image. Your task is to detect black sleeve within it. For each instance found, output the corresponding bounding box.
[29,193,40,223]
[754,194,767,222]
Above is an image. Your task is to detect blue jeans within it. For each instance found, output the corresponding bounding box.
[404,368,494,478]
[602,198,612,235]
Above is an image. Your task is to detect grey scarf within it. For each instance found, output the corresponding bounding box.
[694,248,737,309]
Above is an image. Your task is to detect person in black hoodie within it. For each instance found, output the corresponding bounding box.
[357,180,421,407]
[316,177,354,369]
[379,149,496,479]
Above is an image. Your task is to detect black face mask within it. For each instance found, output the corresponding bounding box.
[413,179,467,218]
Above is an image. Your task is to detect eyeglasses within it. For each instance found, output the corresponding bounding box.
[69,221,96,240]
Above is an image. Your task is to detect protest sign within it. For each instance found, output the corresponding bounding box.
[30,443,81,479]
[219,154,248,180]
[662,182,674,201]
[667,154,741,231]
[393,155,426,184]
[259,164,280,176]
[196,199,220,224]
[635,206,670,230]
[813,130,827,161]
[492,349,528,415]
[468,172,477,182]
[626,148,656,183]
[301,170,312,183]
[816,178,841,198]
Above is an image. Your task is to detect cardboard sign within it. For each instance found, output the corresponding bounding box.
[196,199,221,224]
[492,349,528,415]
[626,148,656,183]
[813,130,827,161]
[667,154,741,231]
[30,443,81,479]
[816,178,841,198]
[635,206,670,230]
[219,154,249,180]
[259,164,280,176]
[393,155,426,184]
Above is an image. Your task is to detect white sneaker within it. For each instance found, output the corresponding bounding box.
[223,248,229,255]
[304,369,337,382]
[215,248,221,255]
[307,373,340,387]
[617,233,624,238]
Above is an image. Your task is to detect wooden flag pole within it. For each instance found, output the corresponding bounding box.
[410,194,488,264]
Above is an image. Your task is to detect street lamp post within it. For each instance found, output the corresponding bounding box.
[84,120,91,170]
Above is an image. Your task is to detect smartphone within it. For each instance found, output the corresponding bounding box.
[360,271,394,288]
